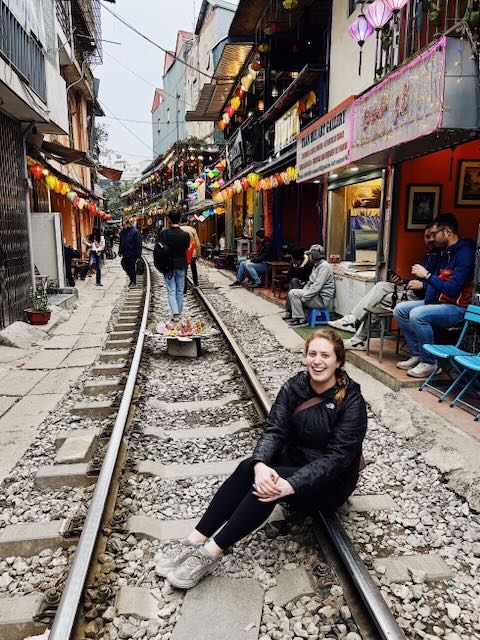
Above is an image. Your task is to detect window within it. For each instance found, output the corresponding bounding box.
[167,108,170,123]
[157,119,161,134]
[348,0,356,15]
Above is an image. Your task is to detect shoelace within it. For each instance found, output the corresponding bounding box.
[182,550,211,570]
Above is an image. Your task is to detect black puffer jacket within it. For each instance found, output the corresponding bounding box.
[251,372,367,501]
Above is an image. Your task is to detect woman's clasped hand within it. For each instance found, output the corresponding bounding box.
[252,462,295,501]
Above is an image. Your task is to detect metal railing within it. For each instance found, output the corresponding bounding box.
[56,0,72,40]
[0,0,47,101]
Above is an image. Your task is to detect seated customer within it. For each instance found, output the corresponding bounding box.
[229,229,275,289]
[283,244,335,327]
[393,213,475,378]
[329,226,439,350]
[287,247,313,289]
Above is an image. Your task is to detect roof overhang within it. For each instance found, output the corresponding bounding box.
[185,40,253,122]
[229,0,266,38]
[41,141,96,167]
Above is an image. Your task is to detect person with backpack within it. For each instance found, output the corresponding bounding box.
[119,219,142,288]
[154,328,367,590]
[154,211,190,321]
[180,216,201,292]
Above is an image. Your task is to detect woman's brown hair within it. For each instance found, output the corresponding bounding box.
[305,328,348,404]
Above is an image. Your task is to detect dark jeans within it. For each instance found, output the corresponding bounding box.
[82,252,101,284]
[195,456,341,550]
[121,256,137,285]
[184,257,198,292]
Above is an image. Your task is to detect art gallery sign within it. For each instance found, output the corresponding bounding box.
[296,97,353,183]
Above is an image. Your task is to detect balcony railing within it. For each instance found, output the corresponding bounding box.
[56,0,72,40]
[0,1,47,102]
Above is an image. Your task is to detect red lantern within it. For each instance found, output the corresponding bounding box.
[73,196,80,208]
[30,164,44,181]
[241,177,249,192]
[88,202,97,215]
[275,172,284,186]
[225,106,235,118]
[235,87,246,99]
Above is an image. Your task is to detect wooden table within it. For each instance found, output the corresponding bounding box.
[264,261,290,290]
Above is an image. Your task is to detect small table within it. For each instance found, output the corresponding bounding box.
[264,261,290,290]
[365,305,400,363]
[72,258,89,280]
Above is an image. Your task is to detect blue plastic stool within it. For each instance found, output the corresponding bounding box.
[307,308,331,327]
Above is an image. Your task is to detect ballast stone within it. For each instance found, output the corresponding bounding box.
[145,417,251,441]
[348,494,398,512]
[138,458,243,479]
[373,554,452,583]
[267,569,316,607]
[116,586,161,620]
[148,393,240,412]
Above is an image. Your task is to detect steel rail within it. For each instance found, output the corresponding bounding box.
[191,278,406,640]
[49,258,151,640]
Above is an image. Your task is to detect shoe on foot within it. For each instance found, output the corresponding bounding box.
[343,337,366,351]
[282,313,292,320]
[246,282,259,289]
[396,355,421,370]
[229,281,242,287]
[128,283,137,289]
[328,314,357,332]
[172,314,181,322]
[287,318,307,327]
[155,540,201,578]
[407,362,437,378]
[167,547,220,589]
[96,283,103,287]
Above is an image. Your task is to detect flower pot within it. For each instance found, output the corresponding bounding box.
[25,308,51,325]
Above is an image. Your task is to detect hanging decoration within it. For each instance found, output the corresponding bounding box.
[30,164,44,180]
[45,174,58,191]
[348,14,374,75]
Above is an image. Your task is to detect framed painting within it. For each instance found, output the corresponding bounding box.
[406,185,441,230]
[456,160,480,206]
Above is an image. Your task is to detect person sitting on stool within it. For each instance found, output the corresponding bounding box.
[229,229,275,289]
[283,244,334,327]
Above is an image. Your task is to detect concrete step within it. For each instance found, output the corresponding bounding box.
[0,519,71,557]
[106,338,133,350]
[55,431,97,463]
[0,594,46,640]
[71,400,116,417]
[91,363,128,377]
[56,428,99,447]
[83,377,123,396]
[35,463,94,488]
[145,418,251,441]
[137,458,243,480]
[127,515,197,541]
[114,323,137,330]
[110,330,135,339]
[99,350,130,363]
[148,393,240,413]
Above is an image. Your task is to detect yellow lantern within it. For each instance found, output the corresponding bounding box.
[45,174,58,191]
[283,0,299,9]
[234,180,242,194]
[231,96,241,110]
[61,182,70,196]
[77,198,86,210]
[247,172,259,188]
[286,166,297,182]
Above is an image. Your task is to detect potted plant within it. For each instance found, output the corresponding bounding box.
[25,286,51,325]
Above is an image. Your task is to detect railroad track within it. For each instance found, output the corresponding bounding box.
[0,252,444,640]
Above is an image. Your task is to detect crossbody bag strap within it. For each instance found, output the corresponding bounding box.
[293,396,324,415]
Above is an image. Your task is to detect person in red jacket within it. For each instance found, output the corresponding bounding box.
[154,329,367,590]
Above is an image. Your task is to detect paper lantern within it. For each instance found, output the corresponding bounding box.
[247,172,259,188]
[349,14,374,44]
[215,163,225,172]
[233,180,242,194]
[283,0,299,8]
[225,106,234,118]
[218,178,225,187]
[88,202,97,215]
[212,181,220,190]
[231,97,241,110]
[61,182,70,196]
[275,172,284,186]
[208,171,215,179]
[235,87,246,98]
[222,113,230,124]
[254,180,262,192]
[286,166,297,182]
[73,196,80,208]
[77,198,86,210]
[211,169,220,177]
[366,0,393,29]
[67,190,77,202]
[384,0,408,12]
[272,177,279,189]
[45,174,58,191]
[42,168,49,177]
[54,180,64,194]
[241,177,249,192]
[240,75,253,92]
[30,164,44,180]
[282,171,290,185]
[250,60,262,71]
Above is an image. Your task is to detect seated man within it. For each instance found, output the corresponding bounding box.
[283,244,335,326]
[287,247,313,289]
[329,226,439,351]
[229,229,275,289]
[393,213,475,378]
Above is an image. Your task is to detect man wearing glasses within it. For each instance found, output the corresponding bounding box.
[393,213,475,378]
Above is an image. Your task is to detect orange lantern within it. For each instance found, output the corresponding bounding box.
[61,182,70,196]
[241,177,249,192]
[30,164,44,181]
[218,120,226,131]
[54,180,64,194]
[88,202,97,215]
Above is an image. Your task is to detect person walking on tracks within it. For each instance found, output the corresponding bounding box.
[119,219,142,288]
[156,328,367,590]
[155,210,190,321]
[180,216,201,292]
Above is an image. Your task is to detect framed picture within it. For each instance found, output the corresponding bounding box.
[456,160,480,206]
[406,185,441,230]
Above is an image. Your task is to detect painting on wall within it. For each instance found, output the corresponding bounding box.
[456,160,480,206]
[406,185,441,230]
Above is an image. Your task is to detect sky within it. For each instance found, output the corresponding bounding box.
[95,0,196,165]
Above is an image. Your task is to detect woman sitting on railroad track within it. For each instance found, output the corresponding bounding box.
[156,328,368,590]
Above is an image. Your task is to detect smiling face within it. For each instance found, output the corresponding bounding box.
[306,337,340,391]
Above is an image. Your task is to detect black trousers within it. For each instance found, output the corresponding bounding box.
[184,257,198,291]
[121,256,137,285]
[195,456,339,550]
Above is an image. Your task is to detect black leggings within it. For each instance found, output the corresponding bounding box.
[195,457,336,550]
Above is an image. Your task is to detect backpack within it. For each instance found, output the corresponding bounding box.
[153,232,173,275]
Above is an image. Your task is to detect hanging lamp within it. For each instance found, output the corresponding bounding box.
[348,14,374,75]
[365,0,393,80]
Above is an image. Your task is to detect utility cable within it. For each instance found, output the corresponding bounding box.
[100,1,213,80]
[98,98,155,156]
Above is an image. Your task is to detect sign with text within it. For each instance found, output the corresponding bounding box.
[274,102,300,154]
[351,38,446,162]
[296,98,353,183]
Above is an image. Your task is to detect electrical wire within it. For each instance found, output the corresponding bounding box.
[100,1,213,80]
[98,98,155,155]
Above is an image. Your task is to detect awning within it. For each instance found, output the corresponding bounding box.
[185,40,253,122]
[261,65,325,128]
[188,199,215,214]
[42,141,96,167]
[98,166,123,181]
[256,149,296,176]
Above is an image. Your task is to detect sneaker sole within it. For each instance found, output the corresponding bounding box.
[328,323,356,332]
[155,565,175,578]
[167,565,216,590]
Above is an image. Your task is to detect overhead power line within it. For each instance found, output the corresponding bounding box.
[98,99,155,156]
[100,1,213,80]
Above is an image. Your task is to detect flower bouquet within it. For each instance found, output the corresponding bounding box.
[147,319,216,338]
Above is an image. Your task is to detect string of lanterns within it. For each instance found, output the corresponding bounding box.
[29,162,111,220]
[213,166,297,203]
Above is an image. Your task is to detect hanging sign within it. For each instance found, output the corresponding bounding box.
[296,97,353,183]
[274,102,300,154]
[227,129,244,178]
[351,38,446,162]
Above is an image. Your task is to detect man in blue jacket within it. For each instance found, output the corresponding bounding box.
[393,213,475,378]
[119,219,142,288]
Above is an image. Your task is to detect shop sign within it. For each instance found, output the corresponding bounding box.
[352,38,446,162]
[274,103,300,154]
[227,129,244,178]
[296,98,353,183]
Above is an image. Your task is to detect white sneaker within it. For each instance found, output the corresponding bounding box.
[167,547,220,589]
[328,314,357,332]
[343,337,366,351]
[407,362,437,378]
[396,356,421,370]
[155,540,201,578]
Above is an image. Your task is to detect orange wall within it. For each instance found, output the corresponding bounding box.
[394,140,480,277]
